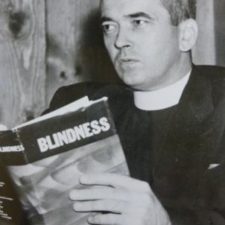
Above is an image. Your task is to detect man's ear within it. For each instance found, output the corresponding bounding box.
[178,19,198,52]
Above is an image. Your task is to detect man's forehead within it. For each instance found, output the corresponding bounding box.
[100,0,168,20]
[101,0,152,10]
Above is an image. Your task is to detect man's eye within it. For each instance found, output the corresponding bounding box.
[101,23,117,34]
[132,19,149,27]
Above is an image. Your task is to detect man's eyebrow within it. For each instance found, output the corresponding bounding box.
[125,12,152,19]
[100,12,152,23]
[100,16,113,23]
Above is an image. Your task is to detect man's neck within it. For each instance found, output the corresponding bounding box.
[156,56,192,91]
[134,61,192,111]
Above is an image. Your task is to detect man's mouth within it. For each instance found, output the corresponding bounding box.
[118,58,140,69]
[120,58,139,62]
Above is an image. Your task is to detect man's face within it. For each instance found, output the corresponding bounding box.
[101,0,182,91]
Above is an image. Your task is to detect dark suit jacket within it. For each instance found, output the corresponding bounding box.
[47,65,225,225]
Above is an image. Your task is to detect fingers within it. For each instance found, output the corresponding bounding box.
[72,197,171,225]
[70,187,127,201]
[73,198,153,215]
[68,174,172,225]
[87,213,146,225]
[74,199,126,213]
[69,186,151,204]
[88,213,125,225]
[80,173,152,193]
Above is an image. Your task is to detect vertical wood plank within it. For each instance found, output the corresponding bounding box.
[73,0,118,85]
[193,0,216,65]
[46,0,118,104]
[46,0,78,103]
[214,0,225,66]
[0,0,46,128]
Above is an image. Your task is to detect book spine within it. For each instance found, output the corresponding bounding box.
[0,130,27,165]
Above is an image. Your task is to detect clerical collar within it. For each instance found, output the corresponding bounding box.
[134,71,191,111]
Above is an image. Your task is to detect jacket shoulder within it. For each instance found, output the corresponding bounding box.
[194,65,225,100]
[195,65,225,83]
[45,82,131,113]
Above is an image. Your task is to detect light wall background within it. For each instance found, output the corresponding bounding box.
[193,0,225,66]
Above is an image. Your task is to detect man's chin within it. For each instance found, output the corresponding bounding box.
[121,78,146,90]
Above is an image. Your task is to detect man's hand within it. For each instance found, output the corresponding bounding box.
[69,173,171,225]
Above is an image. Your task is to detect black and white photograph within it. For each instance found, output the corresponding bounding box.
[0,0,225,225]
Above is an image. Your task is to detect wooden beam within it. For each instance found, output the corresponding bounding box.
[46,0,118,104]
[214,0,225,66]
[193,0,216,65]
[0,0,46,128]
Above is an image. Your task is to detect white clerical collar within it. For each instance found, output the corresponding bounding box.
[134,71,191,111]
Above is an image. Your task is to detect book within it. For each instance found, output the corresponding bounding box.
[0,97,129,225]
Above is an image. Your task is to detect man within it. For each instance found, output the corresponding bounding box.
[47,0,225,224]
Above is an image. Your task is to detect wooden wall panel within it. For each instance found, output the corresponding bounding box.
[46,0,78,103]
[46,0,118,104]
[214,0,225,66]
[193,0,216,65]
[0,0,46,128]
[193,0,225,66]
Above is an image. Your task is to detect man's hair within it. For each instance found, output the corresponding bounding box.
[99,0,196,26]
[160,0,196,26]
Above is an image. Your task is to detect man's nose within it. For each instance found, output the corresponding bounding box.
[114,29,131,49]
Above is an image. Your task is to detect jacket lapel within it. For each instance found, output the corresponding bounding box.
[153,66,216,206]
[155,65,215,162]
[179,65,214,123]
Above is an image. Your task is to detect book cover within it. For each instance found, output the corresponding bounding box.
[0,97,129,225]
